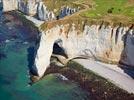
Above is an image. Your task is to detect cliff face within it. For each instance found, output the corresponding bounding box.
[3,0,18,11]
[37,2,55,21]
[2,0,134,78]
[2,0,55,21]
[2,0,79,21]
[17,0,38,16]
[34,24,134,77]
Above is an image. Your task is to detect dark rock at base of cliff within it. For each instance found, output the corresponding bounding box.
[43,60,134,100]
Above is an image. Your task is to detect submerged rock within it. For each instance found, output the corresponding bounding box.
[55,74,68,81]
[23,41,28,45]
[5,39,10,43]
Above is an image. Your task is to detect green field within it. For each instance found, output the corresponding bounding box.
[41,0,134,30]
[82,0,134,22]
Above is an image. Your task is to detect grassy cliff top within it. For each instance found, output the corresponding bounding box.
[42,0,94,14]
[41,0,134,30]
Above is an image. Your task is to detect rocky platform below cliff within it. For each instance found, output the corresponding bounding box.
[74,59,134,93]
[42,59,134,100]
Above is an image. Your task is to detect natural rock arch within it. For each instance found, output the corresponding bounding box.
[33,26,64,77]
[33,25,134,78]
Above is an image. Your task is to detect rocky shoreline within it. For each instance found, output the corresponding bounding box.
[6,11,134,99]
[1,7,134,100]
[9,10,134,99]
[43,60,134,100]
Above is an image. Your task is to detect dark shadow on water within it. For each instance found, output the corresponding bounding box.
[27,46,38,76]
[0,52,7,60]
[0,74,16,85]
[0,0,3,18]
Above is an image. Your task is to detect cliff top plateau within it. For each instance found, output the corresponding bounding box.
[41,0,134,30]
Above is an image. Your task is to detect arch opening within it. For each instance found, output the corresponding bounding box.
[52,39,68,58]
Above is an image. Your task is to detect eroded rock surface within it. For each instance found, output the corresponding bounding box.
[34,24,134,77]
[2,0,55,21]
[2,0,134,78]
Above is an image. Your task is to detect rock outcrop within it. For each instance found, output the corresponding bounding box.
[37,2,55,21]
[2,0,134,78]
[2,0,55,21]
[59,6,78,18]
[3,0,18,11]
[18,0,39,16]
[2,0,80,21]
[34,24,134,77]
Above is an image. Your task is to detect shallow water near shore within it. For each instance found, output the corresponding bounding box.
[0,12,89,100]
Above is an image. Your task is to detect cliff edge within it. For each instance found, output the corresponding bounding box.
[2,0,134,78]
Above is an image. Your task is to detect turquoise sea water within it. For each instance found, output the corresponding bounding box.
[0,13,89,100]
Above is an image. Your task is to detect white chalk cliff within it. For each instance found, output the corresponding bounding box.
[2,0,134,78]
[3,0,18,11]
[34,24,134,77]
[37,1,55,21]
[2,0,55,21]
